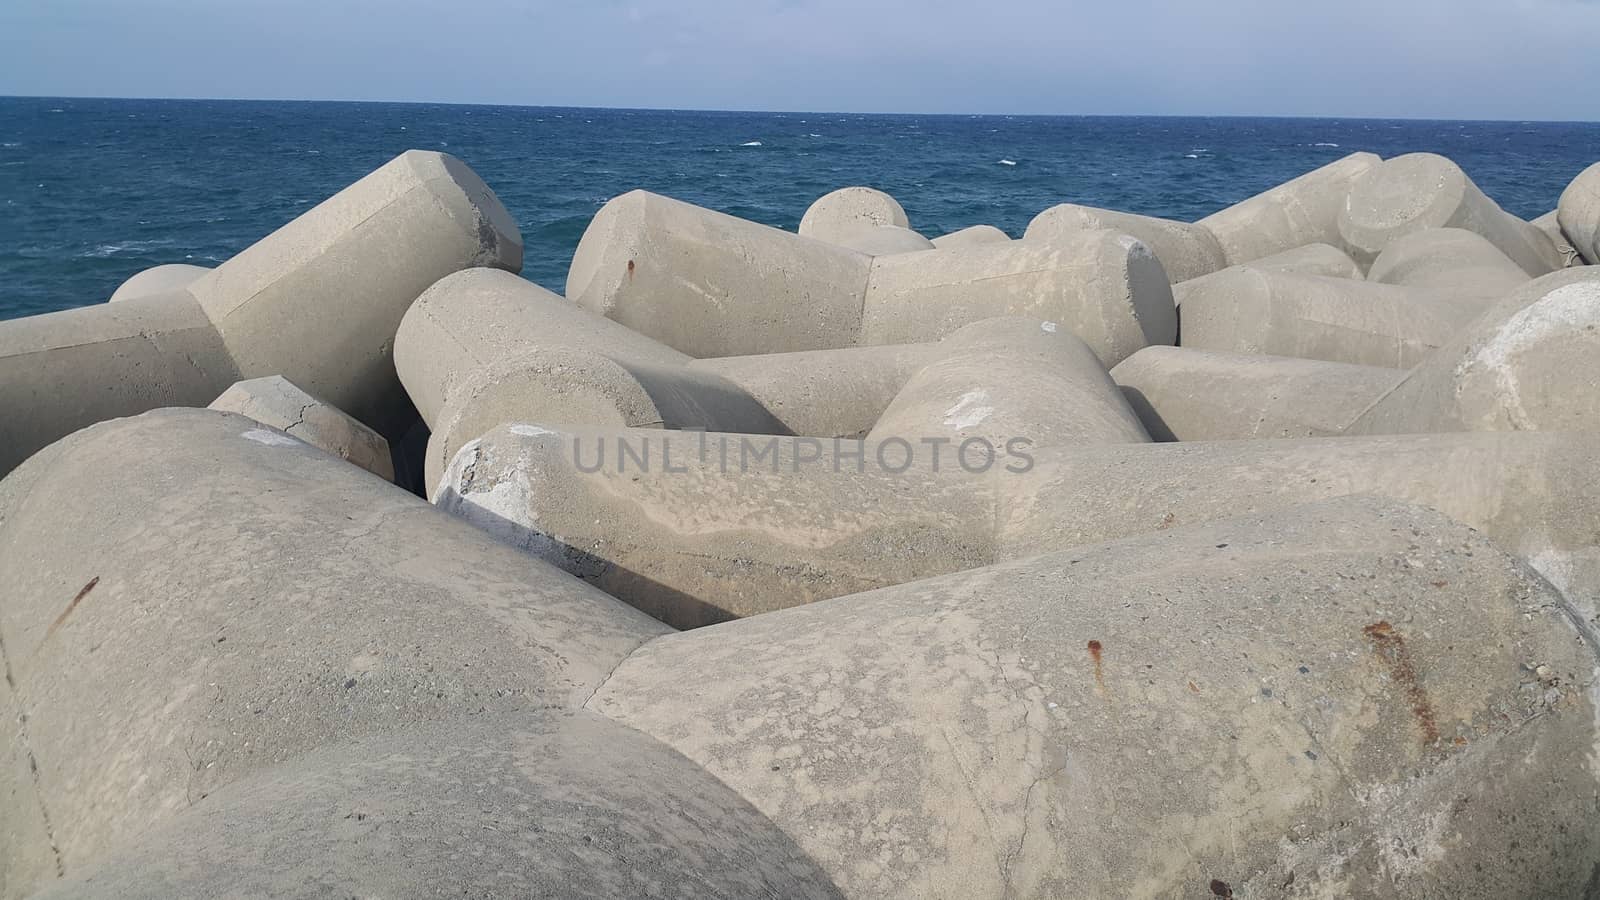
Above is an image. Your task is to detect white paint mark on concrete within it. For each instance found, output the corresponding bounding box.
[435,438,567,566]
[1040,321,1058,333]
[241,428,301,447]
[943,390,995,430]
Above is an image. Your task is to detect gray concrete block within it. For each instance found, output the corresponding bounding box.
[1348,268,1600,435]
[437,424,998,628]
[869,317,1149,448]
[689,343,939,439]
[1228,242,1362,278]
[209,375,395,481]
[439,426,1600,634]
[1530,209,1581,268]
[32,712,841,900]
[397,268,690,427]
[188,150,522,434]
[1338,153,1554,276]
[1178,268,1476,368]
[1111,346,1404,440]
[930,224,1011,249]
[568,190,873,358]
[1558,161,1600,265]
[567,191,1175,366]
[0,151,520,480]
[106,263,210,303]
[0,293,240,476]
[0,408,667,892]
[1025,202,1227,282]
[797,186,911,242]
[397,268,1032,495]
[422,346,785,496]
[824,223,936,256]
[1198,152,1380,265]
[1366,227,1529,306]
[591,497,1600,898]
[859,233,1176,367]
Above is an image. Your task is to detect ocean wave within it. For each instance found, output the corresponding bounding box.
[1,142,19,148]
[998,159,1017,166]
[741,141,763,147]
[81,239,175,258]
[1314,142,1340,147]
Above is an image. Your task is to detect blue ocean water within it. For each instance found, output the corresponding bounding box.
[3,96,1599,321]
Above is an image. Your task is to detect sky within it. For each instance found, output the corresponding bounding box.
[3,0,1599,120]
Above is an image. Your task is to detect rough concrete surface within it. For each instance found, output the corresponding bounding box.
[592,497,1600,899]
[0,408,668,895]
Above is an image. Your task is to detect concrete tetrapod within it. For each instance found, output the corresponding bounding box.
[395,268,692,426]
[1366,227,1530,308]
[689,344,938,438]
[797,186,911,242]
[930,224,1011,249]
[1558,161,1600,265]
[0,408,670,897]
[420,348,786,496]
[1110,346,1404,440]
[868,318,1149,448]
[438,426,1600,633]
[1530,210,1581,267]
[1348,268,1600,435]
[1196,152,1380,265]
[590,497,1600,899]
[106,263,210,302]
[1178,268,1482,368]
[1337,153,1556,275]
[399,268,1147,495]
[186,150,522,433]
[0,150,521,476]
[30,712,842,900]
[1218,242,1361,278]
[822,224,936,256]
[857,233,1174,365]
[208,374,395,480]
[1167,245,1363,309]
[1025,202,1228,282]
[438,424,997,628]
[0,293,240,478]
[566,190,1175,365]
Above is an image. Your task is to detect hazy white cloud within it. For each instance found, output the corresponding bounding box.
[2,0,1598,118]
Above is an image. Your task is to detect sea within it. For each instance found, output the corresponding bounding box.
[3,96,1600,321]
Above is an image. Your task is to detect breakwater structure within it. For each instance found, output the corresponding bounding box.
[3,149,1600,898]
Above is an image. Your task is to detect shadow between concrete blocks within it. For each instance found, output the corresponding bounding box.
[434,484,734,631]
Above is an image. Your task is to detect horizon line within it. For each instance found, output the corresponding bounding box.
[3,93,1596,126]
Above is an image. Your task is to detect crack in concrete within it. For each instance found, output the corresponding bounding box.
[0,630,66,879]
[283,401,315,435]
